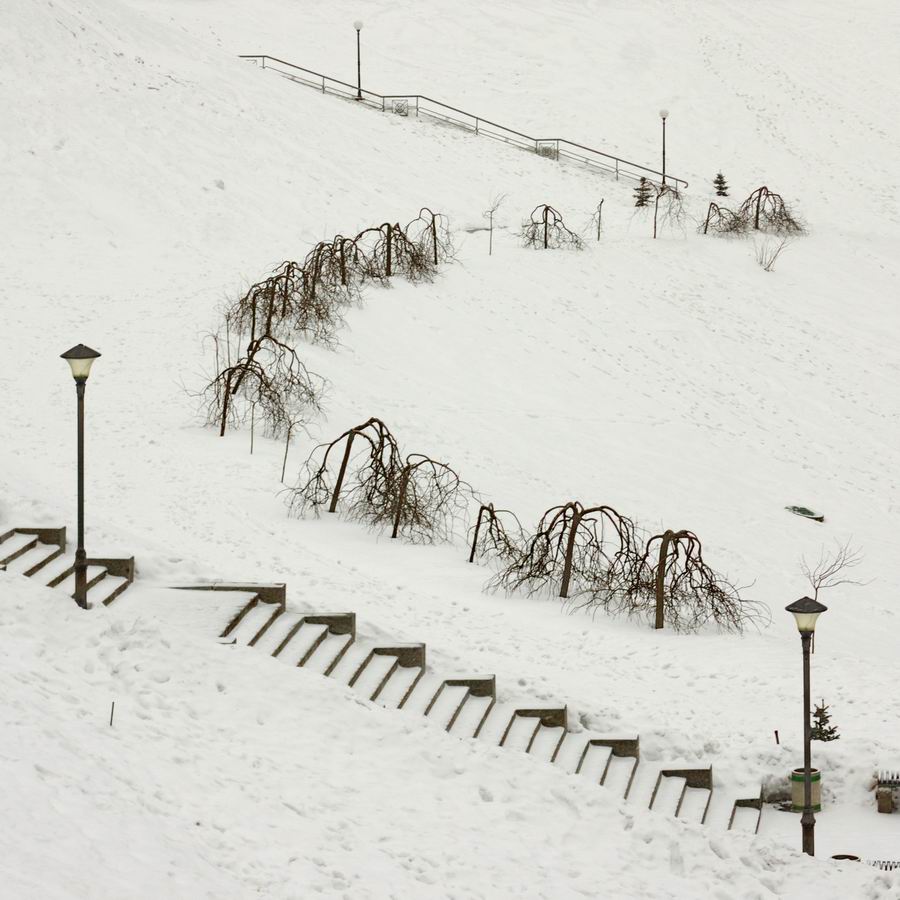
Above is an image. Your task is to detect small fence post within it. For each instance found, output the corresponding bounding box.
[475,117,479,135]
[322,76,325,94]
[615,159,619,181]
[261,57,266,70]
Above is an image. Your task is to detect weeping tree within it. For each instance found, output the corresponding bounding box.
[468,503,524,565]
[520,204,584,250]
[738,186,804,234]
[289,417,403,520]
[700,201,748,236]
[628,529,768,633]
[491,501,640,603]
[648,183,686,239]
[407,207,455,268]
[289,419,472,543]
[389,453,473,543]
[201,332,325,438]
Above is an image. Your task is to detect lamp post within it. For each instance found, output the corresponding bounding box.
[659,109,669,186]
[785,595,828,857]
[354,20,363,100]
[60,344,101,610]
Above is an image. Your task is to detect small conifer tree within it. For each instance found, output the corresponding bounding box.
[810,699,840,741]
[634,177,653,208]
[713,172,729,197]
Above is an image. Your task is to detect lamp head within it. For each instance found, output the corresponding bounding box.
[61,344,101,382]
[785,596,828,634]
[354,20,363,31]
[659,108,669,120]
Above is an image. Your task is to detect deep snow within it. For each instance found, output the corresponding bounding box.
[2,0,899,896]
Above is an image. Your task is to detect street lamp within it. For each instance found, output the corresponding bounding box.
[354,20,363,100]
[659,109,669,186]
[60,343,101,610]
[785,595,828,857]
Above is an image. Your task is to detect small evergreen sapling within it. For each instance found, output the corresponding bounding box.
[634,177,653,208]
[713,172,729,197]
[810,699,840,741]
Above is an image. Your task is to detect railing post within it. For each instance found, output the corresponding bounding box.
[322,75,325,94]
[615,159,619,181]
[416,97,419,118]
[475,117,479,135]
[261,56,266,70]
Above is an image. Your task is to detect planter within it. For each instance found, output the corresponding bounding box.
[791,768,822,812]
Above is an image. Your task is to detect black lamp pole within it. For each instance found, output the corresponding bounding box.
[354,21,363,100]
[785,596,828,857]
[659,109,669,186]
[61,344,101,609]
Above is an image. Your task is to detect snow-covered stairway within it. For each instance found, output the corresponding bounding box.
[0,526,135,607]
[172,583,765,834]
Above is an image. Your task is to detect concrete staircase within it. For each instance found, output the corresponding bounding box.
[0,526,135,607]
[175,582,764,833]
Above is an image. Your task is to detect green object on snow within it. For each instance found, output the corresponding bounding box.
[785,506,825,523]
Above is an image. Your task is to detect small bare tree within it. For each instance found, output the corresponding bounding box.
[700,201,748,236]
[649,183,686,239]
[290,417,403,518]
[520,205,584,250]
[491,501,640,602]
[201,333,325,438]
[483,193,507,256]
[627,529,767,633]
[738,186,804,234]
[407,207,455,267]
[468,503,524,564]
[389,453,474,543]
[800,541,865,601]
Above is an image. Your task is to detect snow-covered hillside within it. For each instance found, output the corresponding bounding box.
[2,0,899,895]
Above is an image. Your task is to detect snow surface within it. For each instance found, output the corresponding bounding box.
[2,0,900,896]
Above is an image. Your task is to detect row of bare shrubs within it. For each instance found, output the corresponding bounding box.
[701,186,804,236]
[199,210,453,439]
[289,417,769,633]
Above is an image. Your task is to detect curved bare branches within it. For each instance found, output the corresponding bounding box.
[520,204,584,250]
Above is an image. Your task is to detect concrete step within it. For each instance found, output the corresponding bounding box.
[93,575,132,607]
[56,565,107,597]
[450,692,495,739]
[0,532,38,566]
[228,602,281,646]
[348,644,426,703]
[300,630,355,676]
[2,544,62,577]
[424,683,471,729]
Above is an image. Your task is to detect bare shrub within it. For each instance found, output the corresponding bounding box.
[290,417,403,518]
[754,237,791,272]
[407,207,455,267]
[389,453,474,543]
[520,205,584,250]
[700,201,748,236]
[739,186,804,234]
[491,501,640,603]
[626,529,769,633]
[201,333,325,438]
[289,419,472,543]
[468,503,524,564]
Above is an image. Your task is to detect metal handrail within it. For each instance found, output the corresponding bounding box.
[238,54,688,189]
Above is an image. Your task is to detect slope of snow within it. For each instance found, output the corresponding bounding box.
[2,0,900,894]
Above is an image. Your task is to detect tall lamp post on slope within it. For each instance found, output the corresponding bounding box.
[60,344,101,610]
[354,20,364,100]
[785,595,828,857]
[659,109,669,186]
